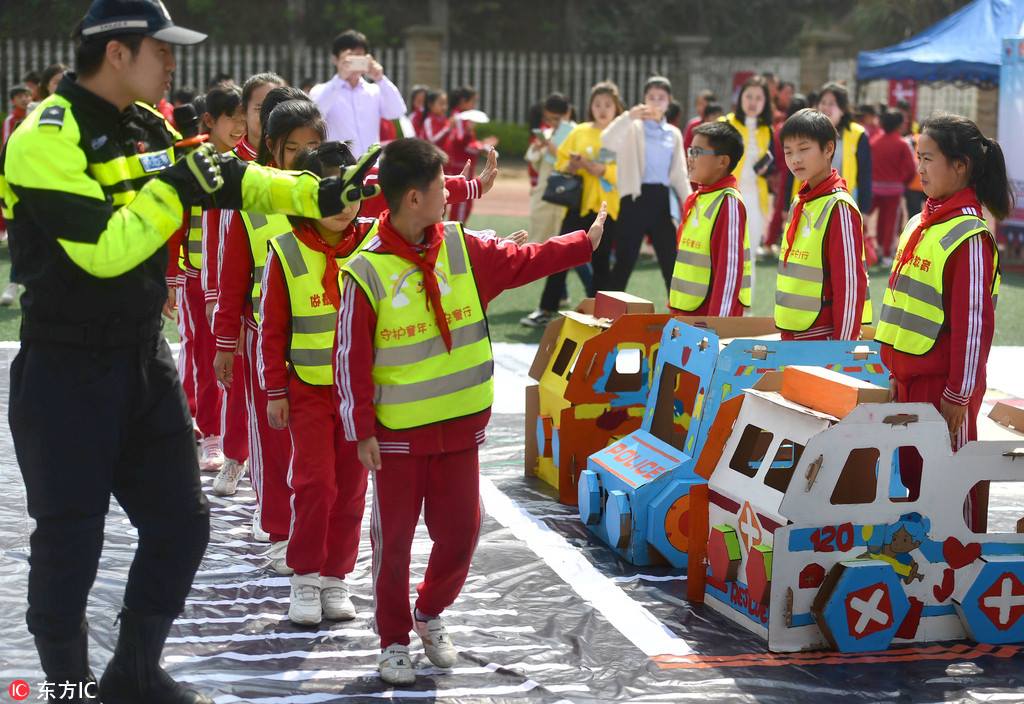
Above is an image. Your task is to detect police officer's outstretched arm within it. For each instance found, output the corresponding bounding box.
[3,123,222,279]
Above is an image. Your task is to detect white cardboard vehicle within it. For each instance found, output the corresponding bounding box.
[699,366,1024,653]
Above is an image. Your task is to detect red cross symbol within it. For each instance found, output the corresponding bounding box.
[979,572,1024,631]
[845,583,892,638]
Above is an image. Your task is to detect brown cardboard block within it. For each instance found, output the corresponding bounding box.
[780,365,888,419]
[989,398,1024,433]
[593,291,655,320]
[674,315,779,340]
[524,384,540,478]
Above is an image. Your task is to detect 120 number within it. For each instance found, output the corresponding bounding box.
[810,522,855,552]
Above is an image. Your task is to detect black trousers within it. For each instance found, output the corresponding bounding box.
[612,183,678,293]
[539,208,617,312]
[9,334,210,641]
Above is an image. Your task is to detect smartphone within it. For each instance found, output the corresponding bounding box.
[346,55,370,73]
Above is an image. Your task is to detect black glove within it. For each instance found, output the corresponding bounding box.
[317,143,382,216]
[158,142,224,206]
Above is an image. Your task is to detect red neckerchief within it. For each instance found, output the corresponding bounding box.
[293,221,358,310]
[889,187,982,286]
[236,136,258,162]
[377,213,453,351]
[783,169,846,266]
[682,174,738,225]
[7,106,26,128]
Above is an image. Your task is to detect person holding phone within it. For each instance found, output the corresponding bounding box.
[310,29,406,158]
[601,76,690,292]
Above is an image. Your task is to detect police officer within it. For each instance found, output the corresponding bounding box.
[0,2,379,702]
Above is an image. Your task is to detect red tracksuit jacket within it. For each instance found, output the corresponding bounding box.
[337,213,592,454]
[881,203,995,407]
[671,188,748,318]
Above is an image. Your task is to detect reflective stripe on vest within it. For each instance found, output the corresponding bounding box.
[341,221,494,429]
[724,113,772,216]
[875,215,999,355]
[670,187,751,311]
[774,190,871,332]
[88,145,176,208]
[178,206,203,271]
[241,210,293,323]
[269,224,375,385]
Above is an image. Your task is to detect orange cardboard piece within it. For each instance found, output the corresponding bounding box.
[694,395,745,481]
[524,385,540,478]
[687,484,710,604]
[989,399,1024,433]
[780,365,888,419]
[593,291,655,320]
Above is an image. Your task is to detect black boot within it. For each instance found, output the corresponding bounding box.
[98,608,213,704]
[34,628,98,703]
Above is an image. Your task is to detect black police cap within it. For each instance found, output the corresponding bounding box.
[77,0,207,45]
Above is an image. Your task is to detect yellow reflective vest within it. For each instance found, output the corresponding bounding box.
[178,206,203,271]
[723,112,772,216]
[242,211,293,323]
[341,222,494,430]
[670,187,751,312]
[875,214,999,355]
[775,189,872,332]
[268,222,377,385]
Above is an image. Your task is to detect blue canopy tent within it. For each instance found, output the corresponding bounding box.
[857,0,1024,83]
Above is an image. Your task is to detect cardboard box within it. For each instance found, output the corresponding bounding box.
[989,398,1024,433]
[780,365,888,419]
[593,291,656,320]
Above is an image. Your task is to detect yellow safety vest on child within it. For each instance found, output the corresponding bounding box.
[775,189,873,331]
[342,222,494,430]
[242,211,293,323]
[670,187,751,312]
[268,222,378,385]
[875,214,999,355]
[178,206,203,271]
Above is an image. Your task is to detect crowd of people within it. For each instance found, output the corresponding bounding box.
[0,1,1010,698]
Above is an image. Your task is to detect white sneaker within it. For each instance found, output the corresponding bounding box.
[212,459,246,496]
[198,436,225,472]
[251,507,270,543]
[413,615,457,668]
[320,577,356,621]
[266,540,293,576]
[378,644,416,686]
[288,573,322,625]
[0,282,19,306]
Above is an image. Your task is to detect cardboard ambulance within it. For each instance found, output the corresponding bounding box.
[695,366,1024,653]
[578,318,890,568]
[525,292,671,504]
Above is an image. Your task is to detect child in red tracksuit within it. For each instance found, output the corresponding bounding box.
[775,109,867,341]
[335,138,606,686]
[869,109,917,264]
[876,114,1008,532]
[445,86,499,222]
[213,93,324,570]
[421,91,451,150]
[670,121,749,317]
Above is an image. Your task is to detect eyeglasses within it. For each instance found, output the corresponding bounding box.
[687,147,722,158]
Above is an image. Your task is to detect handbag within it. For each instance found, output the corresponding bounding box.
[542,172,583,209]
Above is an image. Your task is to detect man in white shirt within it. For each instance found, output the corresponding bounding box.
[310,29,407,157]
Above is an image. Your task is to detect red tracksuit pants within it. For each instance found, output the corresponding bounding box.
[285,375,368,578]
[893,373,984,530]
[371,445,482,649]
[181,274,222,438]
[220,352,249,463]
[242,325,292,542]
[871,194,903,259]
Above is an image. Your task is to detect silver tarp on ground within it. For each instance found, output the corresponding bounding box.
[0,351,1022,702]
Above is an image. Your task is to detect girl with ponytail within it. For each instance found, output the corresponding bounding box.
[876,113,1012,532]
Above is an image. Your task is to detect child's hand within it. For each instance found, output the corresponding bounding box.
[460,158,474,179]
[629,104,650,121]
[205,301,215,327]
[358,437,382,471]
[504,230,528,246]
[162,288,177,320]
[479,149,499,195]
[587,202,608,251]
[213,350,235,386]
[939,398,968,444]
[267,398,289,430]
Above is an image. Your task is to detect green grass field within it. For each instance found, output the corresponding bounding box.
[0,214,1021,345]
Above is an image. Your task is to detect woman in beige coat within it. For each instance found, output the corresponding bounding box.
[601,76,690,292]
